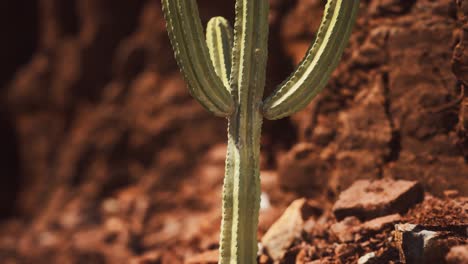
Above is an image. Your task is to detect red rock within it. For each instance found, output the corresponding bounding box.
[185,250,218,264]
[129,251,161,264]
[446,245,468,264]
[333,179,423,221]
[360,214,401,232]
[331,214,401,243]
[330,216,361,243]
[443,189,460,198]
[261,198,318,262]
[334,243,357,261]
[277,143,329,194]
[258,254,270,264]
[295,248,307,264]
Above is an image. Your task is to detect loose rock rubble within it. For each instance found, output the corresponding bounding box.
[261,198,322,262]
[257,179,467,264]
[404,195,468,232]
[330,216,361,243]
[331,214,402,243]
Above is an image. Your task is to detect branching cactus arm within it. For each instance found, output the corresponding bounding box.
[262,0,359,120]
[161,0,235,117]
[206,17,233,88]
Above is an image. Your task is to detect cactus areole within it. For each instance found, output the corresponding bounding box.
[161,0,359,263]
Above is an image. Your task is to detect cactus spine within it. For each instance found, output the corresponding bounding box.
[162,0,359,263]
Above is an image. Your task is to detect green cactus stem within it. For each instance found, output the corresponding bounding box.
[161,0,359,263]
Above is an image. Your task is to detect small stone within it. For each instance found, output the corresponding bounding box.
[129,251,161,264]
[394,224,463,264]
[295,248,307,264]
[446,245,468,264]
[330,216,361,243]
[334,243,357,261]
[185,250,218,264]
[360,214,401,233]
[333,179,423,221]
[331,214,401,243]
[260,192,271,211]
[357,252,377,264]
[261,198,318,262]
[443,189,459,198]
[258,254,270,264]
[102,198,120,214]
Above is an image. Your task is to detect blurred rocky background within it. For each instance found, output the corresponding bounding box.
[0,0,466,263]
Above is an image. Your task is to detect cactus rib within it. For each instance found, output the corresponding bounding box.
[262,0,359,120]
[206,17,234,88]
[161,0,235,117]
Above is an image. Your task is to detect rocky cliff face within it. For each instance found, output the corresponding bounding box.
[0,0,466,263]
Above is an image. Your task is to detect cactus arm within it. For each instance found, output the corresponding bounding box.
[161,0,235,117]
[262,0,359,120]
[206,17,233,88]
[219,0,269,263]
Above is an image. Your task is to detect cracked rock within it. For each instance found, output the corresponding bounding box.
[333,179,424,221]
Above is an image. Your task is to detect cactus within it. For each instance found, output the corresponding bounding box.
[161,0,359,263]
